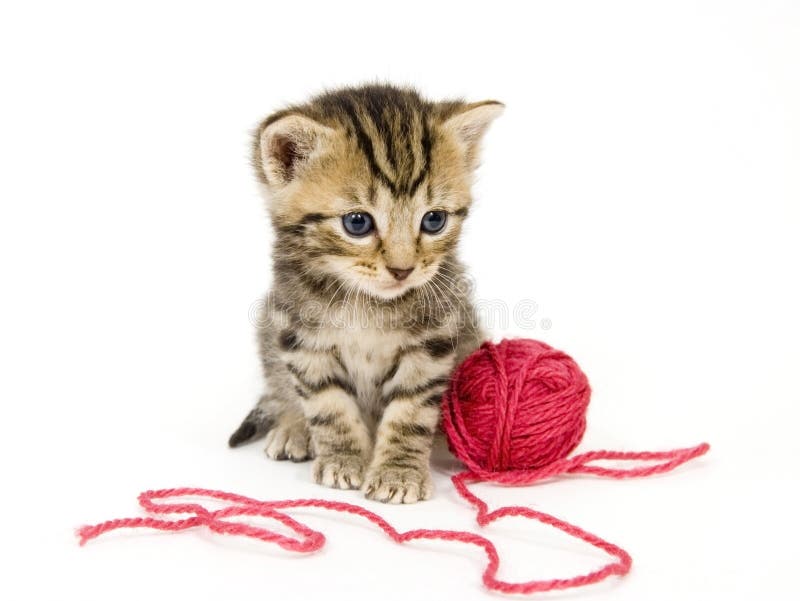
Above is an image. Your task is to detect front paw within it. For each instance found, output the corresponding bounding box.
[312,454,365,489]
[363,463,432,504]
[264,419,312,462]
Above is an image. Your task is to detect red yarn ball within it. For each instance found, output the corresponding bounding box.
[442,339,591,478]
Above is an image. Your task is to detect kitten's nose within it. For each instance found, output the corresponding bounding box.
[386,266,414,281]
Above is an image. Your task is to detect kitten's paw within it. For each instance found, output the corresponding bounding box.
[312,454,365,489]
[263,420,312,462]
[363,464,432,504]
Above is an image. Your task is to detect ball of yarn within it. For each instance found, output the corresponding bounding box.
[442,339,591,477]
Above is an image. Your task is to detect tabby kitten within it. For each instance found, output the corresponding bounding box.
[229,85,502,503]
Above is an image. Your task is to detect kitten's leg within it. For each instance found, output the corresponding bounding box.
[305,387,372,489]
[284,335,371,490]
[228,393,313,462]
[261,397,312,461]
[229,297,312,460]
[364,341,456,503]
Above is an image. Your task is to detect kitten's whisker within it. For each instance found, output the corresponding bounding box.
[431,272,467,303]
[431,278,458,320]
[429,277,454,313]
[323,278,350,319]
[423,280,444,318]
[417,282,432,319]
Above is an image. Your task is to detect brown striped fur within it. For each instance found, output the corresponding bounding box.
[229,85,502,503]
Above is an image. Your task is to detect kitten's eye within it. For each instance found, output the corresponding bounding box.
[420,210,447,234]
[342,212,374,237]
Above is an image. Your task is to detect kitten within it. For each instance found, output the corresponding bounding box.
[229,84,502,503]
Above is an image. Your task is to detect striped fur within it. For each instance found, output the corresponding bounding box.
[229,85,502,503]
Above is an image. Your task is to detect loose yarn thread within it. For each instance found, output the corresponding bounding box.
[78,339,709,595]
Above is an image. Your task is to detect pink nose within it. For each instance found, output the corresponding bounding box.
[387,266,414,281]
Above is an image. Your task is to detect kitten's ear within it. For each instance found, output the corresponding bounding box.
[256,113,335,188]
[442,101,504,169]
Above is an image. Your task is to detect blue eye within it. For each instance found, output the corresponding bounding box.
[420,210,447,234]
[342,212,374,237]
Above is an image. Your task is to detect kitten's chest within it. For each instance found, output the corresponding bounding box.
[313,325,409,403]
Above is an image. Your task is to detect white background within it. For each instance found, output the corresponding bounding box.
[2,1,798,599]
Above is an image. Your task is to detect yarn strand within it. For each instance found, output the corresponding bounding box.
[77,442,707,595]
[466,443,711,485]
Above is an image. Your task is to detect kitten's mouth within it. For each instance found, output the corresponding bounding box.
[378,280,410,294]
[369,278,417,300]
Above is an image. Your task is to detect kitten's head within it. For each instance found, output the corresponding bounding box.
[254,85,502,300]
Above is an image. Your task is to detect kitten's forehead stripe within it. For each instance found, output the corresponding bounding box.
[353,87,423,197]
[407,116,432,198]
[382,118,398,171]
[308,86,439,200]
[337,97,398,196]
[366,181,377,207]
[362,97,398,171]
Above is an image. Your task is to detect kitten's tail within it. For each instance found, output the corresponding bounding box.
[228,404,274,448]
